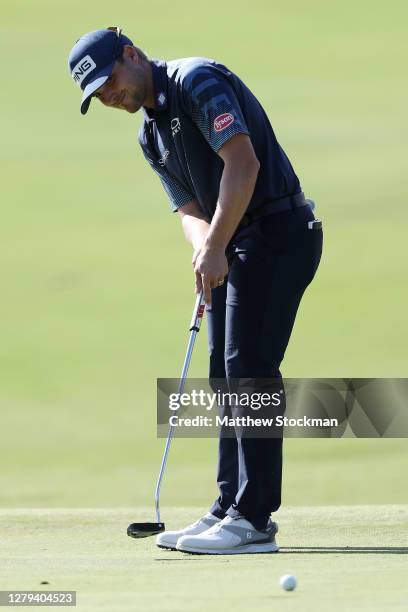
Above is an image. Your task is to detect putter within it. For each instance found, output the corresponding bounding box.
[127,290,206,538]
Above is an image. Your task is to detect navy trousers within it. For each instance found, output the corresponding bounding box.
[207,204,323,530]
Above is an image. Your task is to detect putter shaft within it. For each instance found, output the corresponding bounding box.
[154,292,206,524]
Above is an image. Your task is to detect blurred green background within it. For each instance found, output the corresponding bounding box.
[1,0,407,510]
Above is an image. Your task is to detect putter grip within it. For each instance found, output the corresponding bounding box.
[189,292,206,331]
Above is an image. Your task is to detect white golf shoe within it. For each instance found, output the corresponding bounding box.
[156,512,221,550]
[176,515,279,555]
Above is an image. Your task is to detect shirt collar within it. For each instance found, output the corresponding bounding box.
[143,59,168,120]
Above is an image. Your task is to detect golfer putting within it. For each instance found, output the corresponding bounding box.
[68,27,323,554]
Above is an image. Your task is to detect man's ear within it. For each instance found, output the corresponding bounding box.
[122,45,139,63]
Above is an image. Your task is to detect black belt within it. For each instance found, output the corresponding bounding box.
[239,192,309,228]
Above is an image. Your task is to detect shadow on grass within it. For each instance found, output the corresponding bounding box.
[154,546,408,560]
[280,547,408,554]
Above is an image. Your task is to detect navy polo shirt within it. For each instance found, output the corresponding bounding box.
[139,58,300,218]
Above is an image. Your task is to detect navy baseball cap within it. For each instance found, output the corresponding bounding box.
[68,27,133,115]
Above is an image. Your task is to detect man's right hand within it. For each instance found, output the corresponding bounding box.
[194,245,228,305]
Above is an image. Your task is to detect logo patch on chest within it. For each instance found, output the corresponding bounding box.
[157,91,167,107]
[214,113,234,132]
[158,149,170,166]
[171,117,181,136]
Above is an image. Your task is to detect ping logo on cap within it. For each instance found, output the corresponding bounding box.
[71,55,96,86]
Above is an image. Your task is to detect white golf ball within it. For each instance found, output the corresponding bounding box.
[280,574,297,591]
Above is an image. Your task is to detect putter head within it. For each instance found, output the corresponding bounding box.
[127,522,165,538]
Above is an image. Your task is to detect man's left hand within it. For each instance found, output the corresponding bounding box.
[194,246,228,305]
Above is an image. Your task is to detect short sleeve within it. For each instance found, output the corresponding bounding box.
[139,133,194,213]
[183,66,250,152]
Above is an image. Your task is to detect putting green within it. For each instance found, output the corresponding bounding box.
[1,506,407,611]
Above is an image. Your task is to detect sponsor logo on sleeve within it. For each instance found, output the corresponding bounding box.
[71,55,96,86]
[214,112,234,132]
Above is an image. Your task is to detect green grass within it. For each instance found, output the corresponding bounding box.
[1,506,407,611]
[1,0,407,511]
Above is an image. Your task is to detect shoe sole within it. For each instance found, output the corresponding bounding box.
[177,542,279,555]
[156,543,177,551]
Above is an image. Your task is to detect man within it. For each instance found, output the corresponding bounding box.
[68,27,322,555]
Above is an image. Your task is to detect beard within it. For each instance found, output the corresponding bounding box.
[125,65,147,113]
